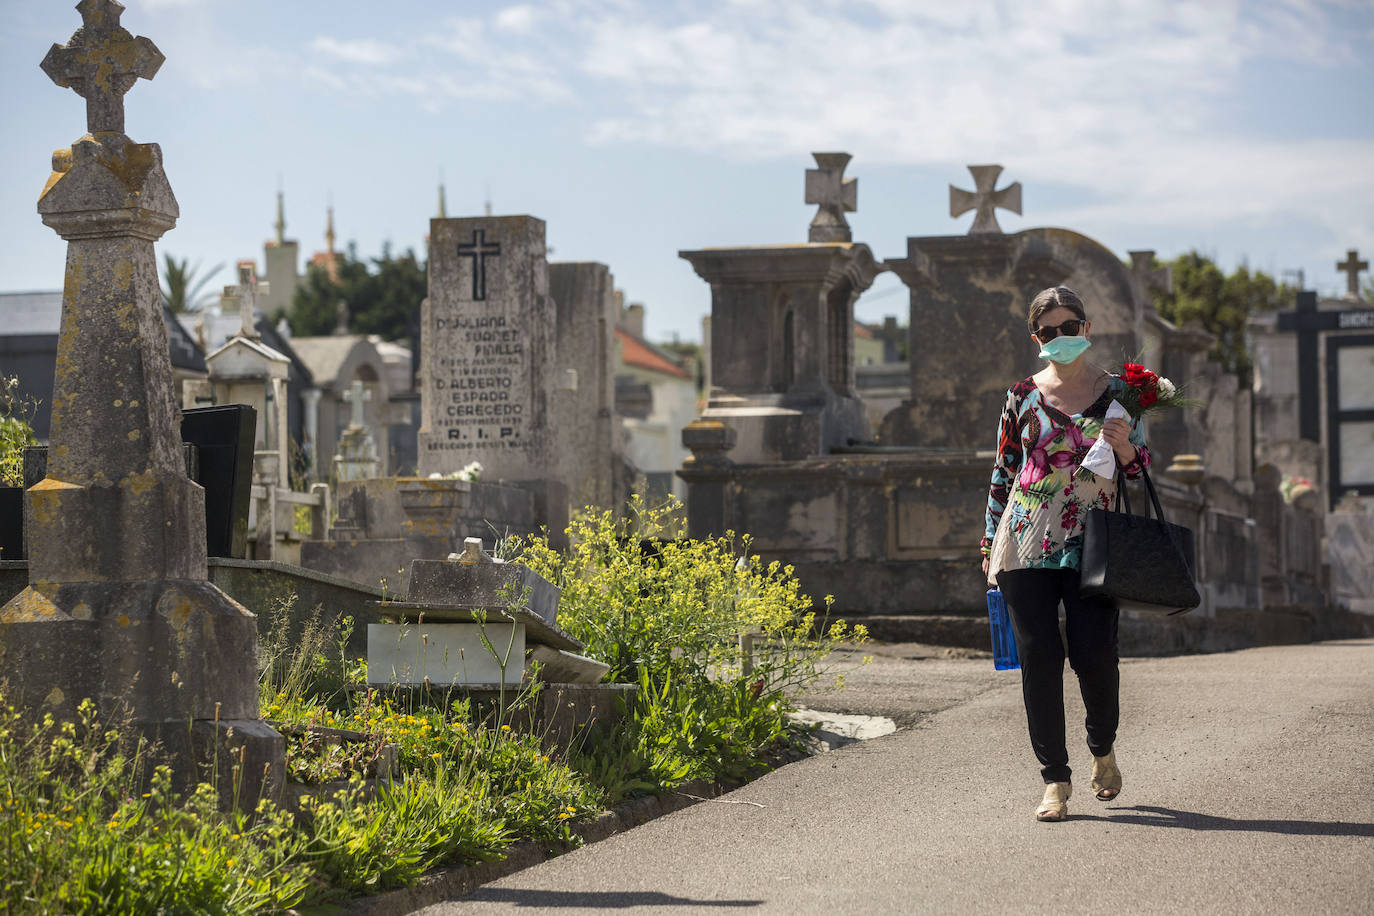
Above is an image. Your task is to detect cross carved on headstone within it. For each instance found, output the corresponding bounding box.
[1337,249,1368,300]
[805,152,857,243]
[40,0,165,136]
[224,263,268,340]
[949,165,1022,235]
[343,380,372,429]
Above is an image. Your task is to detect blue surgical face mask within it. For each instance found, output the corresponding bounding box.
[1038,334,1092,364]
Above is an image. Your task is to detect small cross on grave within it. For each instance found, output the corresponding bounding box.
[1337,249,1368,301]
[457,229,502,301]
[805,152,857,243]
[949,164,1022,235]
[223,263,268,340]
[343,379,372,429]
[40,0,165,136]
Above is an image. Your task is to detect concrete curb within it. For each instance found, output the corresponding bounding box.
[339,753,806,916]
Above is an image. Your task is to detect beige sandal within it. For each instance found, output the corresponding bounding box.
[1036,781,1071,821]
[1091,750,1122,801]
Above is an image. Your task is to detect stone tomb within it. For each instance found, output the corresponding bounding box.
[420,216,555,481]
[367,538,606,688]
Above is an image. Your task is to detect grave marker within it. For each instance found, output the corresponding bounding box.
[4,0,280,801]
[949,164,1021,235]
[419,216,554,481]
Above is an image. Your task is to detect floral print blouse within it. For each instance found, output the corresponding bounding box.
[981,375,1150,574]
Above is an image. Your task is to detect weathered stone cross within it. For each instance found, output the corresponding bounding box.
[1336,249,1368,300]
[805,152,857,243]
[40,0,165,136]
[949,164,1022,235]
[224,263,268,340]
[343,379,372,428]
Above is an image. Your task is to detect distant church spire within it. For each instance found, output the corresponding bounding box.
[325,198,336,255]
[438,182,447,219]
[484,183,493,217]
[274,189,286,244]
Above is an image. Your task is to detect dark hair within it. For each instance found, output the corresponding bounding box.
[1027,286,1086,333]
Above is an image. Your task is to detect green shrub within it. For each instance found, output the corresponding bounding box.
[0,697,313,915]
[517,496,864,794]
[1,376,38,488]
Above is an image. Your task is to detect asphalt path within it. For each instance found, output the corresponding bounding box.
[416,639,1374,915]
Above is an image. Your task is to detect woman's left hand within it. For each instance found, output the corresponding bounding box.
[1101,417,1135,464]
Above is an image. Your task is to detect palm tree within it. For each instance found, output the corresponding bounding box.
[161,254,224,313]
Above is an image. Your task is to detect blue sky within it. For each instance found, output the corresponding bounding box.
[2,0,1372,343]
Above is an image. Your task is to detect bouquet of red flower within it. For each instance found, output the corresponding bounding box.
[1115,362,1192,419]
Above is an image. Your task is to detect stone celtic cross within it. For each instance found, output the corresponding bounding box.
[805,152,857,243]
[1337,249,1368,300]
[344,379,372,428]
[224,263,268,340]
[40,0,165,136]
[949,165,1022,235]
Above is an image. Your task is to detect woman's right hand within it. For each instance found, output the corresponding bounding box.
[982,556,993,587]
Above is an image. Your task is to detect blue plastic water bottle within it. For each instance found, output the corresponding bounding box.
[987,588,1021,671]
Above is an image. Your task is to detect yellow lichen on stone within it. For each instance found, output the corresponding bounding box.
[127,429,141,441]
[71,602,93,621]
[117,613,131,627]
[123,469,157,496]
[44,686,65,708]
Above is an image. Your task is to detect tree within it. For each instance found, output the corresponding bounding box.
[160,254,223,313]
[1151,251,1295,383]
[284,243,426,341]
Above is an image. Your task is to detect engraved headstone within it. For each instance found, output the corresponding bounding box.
[419,216,554,481]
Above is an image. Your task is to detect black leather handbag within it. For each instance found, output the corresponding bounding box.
[1079,465,1201,615]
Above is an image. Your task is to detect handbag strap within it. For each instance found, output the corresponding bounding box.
[1139,465,1168,522]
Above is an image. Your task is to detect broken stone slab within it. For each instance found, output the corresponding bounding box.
[375,601,582,653]
[405,550,560,627]
[527,645,610,684]
[367,621,525,687]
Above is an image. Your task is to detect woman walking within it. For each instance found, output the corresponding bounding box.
[981,286,1150,822]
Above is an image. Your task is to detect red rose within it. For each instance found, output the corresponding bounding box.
[1123,363,1147,387]
[1139,387,1158,408]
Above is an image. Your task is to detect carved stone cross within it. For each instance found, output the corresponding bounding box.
[805,152,857,243]
[1337,249,1368,300]
[40,0,165,136]
[223,263,268,340]
[949,165,1022,235]
[343,379,372,429]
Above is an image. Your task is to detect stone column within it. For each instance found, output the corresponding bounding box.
[0,0,280,800]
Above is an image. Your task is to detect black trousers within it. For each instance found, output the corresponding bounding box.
[998,567,1119,784]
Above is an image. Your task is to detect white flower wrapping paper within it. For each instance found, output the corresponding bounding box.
[1081,399,1129,480]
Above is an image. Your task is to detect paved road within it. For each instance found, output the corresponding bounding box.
[417,639,1374,915]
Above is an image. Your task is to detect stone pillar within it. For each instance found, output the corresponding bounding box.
[549,261,628,511]
[0,1,279,801]
[302,386,322,478]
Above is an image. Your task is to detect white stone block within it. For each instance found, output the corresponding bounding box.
[367,623,525,686]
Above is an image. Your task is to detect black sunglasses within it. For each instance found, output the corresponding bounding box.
[1034,319,1085,343]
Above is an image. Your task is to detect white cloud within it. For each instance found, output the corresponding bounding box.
[310,36,398,66]
[494,5,540,34]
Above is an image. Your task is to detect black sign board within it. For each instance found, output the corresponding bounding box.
[181,404,256,559]
[1326,333,1374,508]
[1276,293,1374,441]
